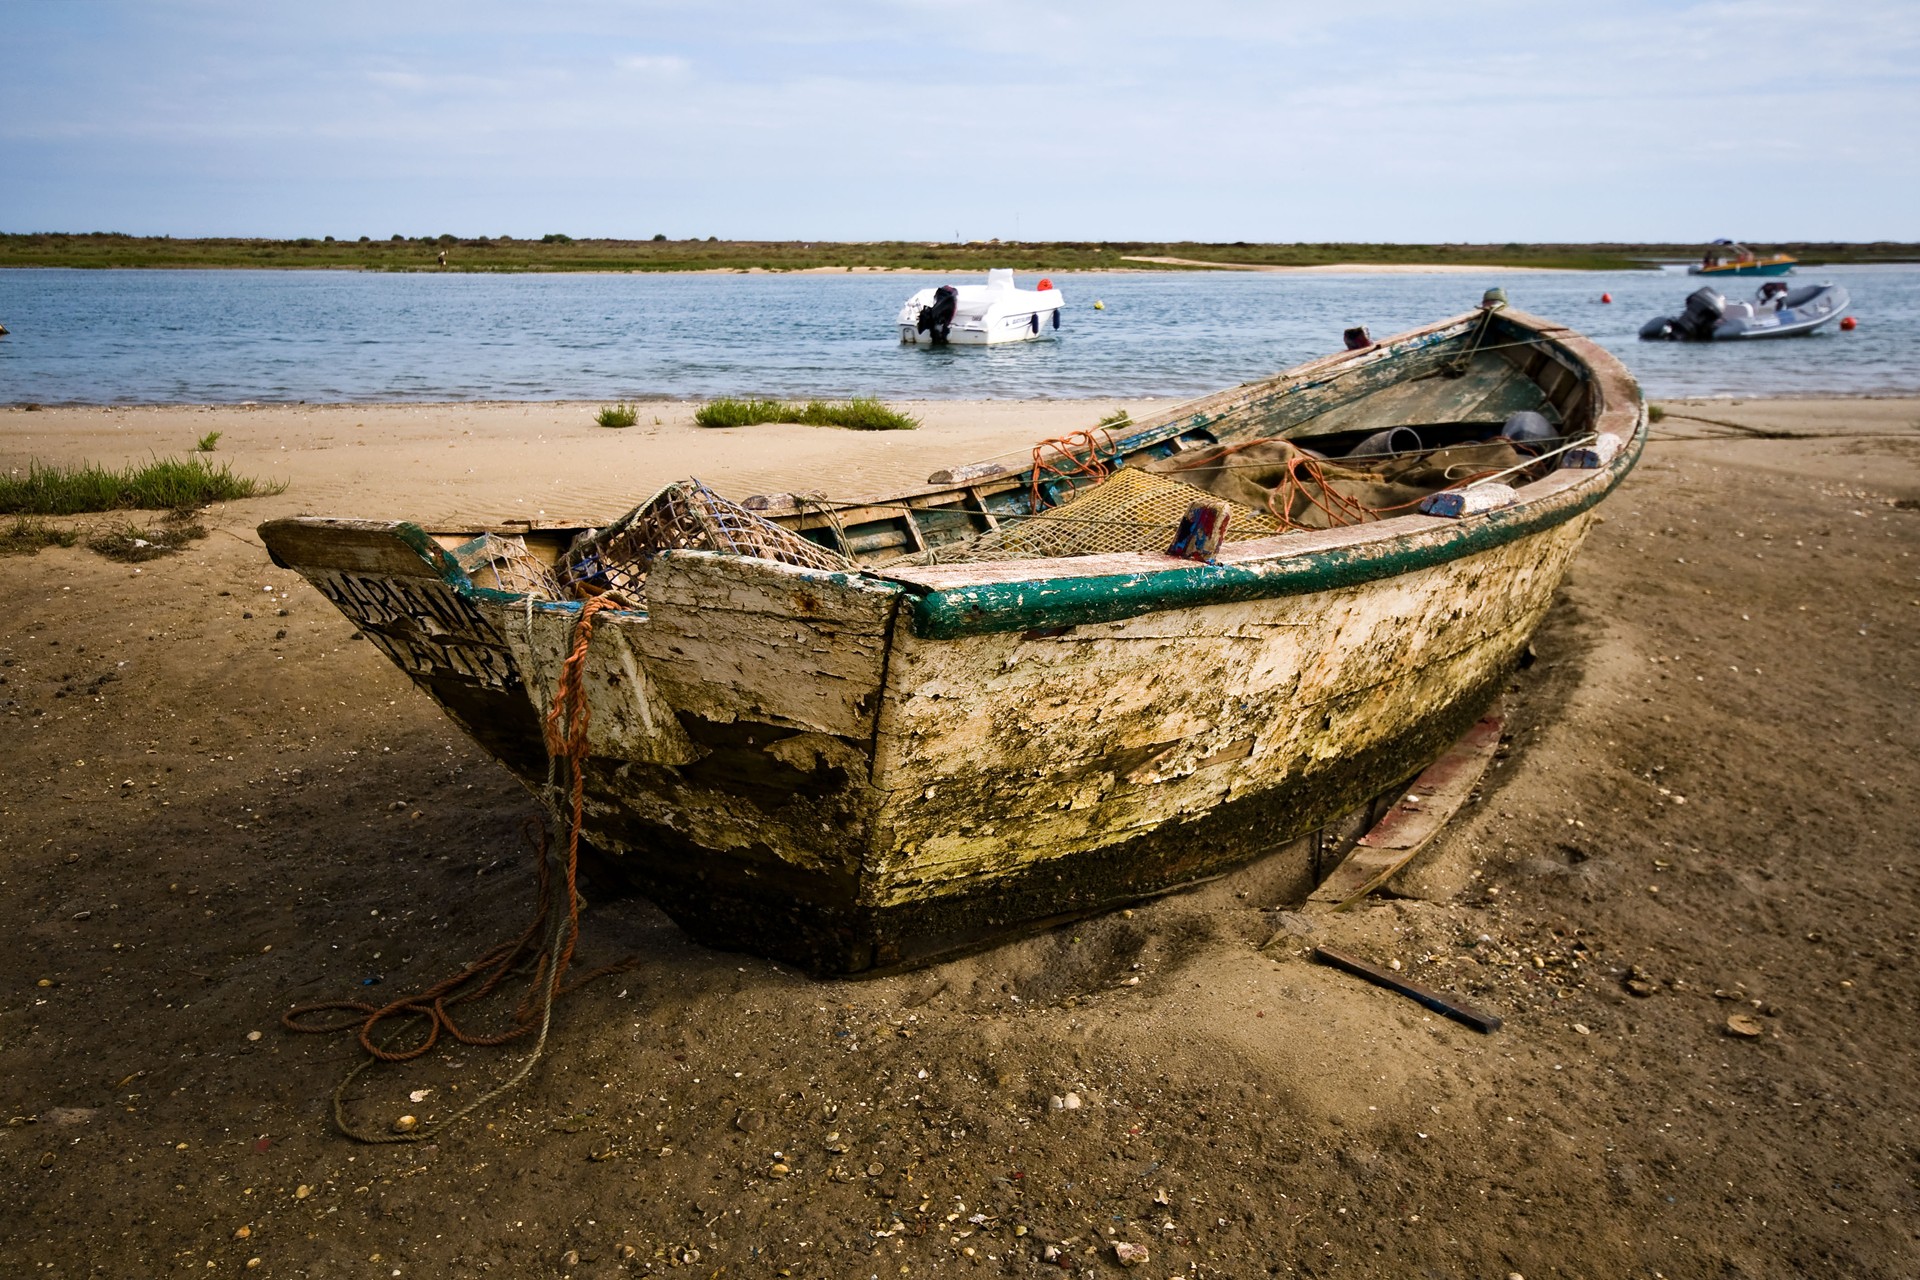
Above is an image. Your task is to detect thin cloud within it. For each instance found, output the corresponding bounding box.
[616,54,691,78]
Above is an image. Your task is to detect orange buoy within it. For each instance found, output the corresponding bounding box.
[1840,315,1857,331]
[1036,278,1053,292]
[1600,292,1612,304]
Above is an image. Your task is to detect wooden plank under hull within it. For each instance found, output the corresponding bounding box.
[1306,710,1504,911]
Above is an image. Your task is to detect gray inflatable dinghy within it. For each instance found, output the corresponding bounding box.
[1639,281,1850,341]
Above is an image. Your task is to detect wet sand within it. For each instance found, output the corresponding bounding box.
[2,396,1918,1277]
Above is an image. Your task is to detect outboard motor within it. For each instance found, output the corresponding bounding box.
[1675,286,1726,340]
[916,285,958,346]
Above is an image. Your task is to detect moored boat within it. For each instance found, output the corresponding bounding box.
[1639,281,1850,341]
[1689,240,1796,277]
[260,299,1643,976]
[898,269,1063,345]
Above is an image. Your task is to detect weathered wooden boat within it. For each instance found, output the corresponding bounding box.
[260,300,1643,976]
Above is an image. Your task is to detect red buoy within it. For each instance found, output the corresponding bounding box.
[1840,315,1857,331]
[1600,292,1612,304]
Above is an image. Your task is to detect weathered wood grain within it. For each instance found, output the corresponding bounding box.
[629,552,902,738]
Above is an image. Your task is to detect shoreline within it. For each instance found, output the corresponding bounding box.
[0,260,1644,276]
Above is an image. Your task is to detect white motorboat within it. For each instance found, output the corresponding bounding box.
[898,269,1063,346]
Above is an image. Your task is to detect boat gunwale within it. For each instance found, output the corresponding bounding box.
[888,306,1644,636]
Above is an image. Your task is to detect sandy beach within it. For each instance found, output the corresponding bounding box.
[4,394,1919,1277]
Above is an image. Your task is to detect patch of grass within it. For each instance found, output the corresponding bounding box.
[693,398,791,428]
[595,403,639,429]
[0,456,285,515]
[195,430,222,452]
[87,513,209,562]
[0,516,80,557]
[695,397,917,431]
[1097,409,1132,430]
[1647,404,1667,423]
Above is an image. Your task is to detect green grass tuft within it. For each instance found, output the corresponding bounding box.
[0,516,80,557]
[695,397,917,431]
[194,430,222,452]
[595,403,639,429]
[1647,404,1667,423]
[692,398,791,428]
[0,456,286,515]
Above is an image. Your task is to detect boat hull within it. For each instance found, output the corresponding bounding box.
[897,307,1062,345]
[261,308,1643,975]
[1688,259,1795,276]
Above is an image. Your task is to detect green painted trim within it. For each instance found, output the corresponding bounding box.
[909,422,1642,639]
[394,520,591,614]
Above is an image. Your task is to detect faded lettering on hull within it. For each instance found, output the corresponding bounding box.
[312,569,518,692]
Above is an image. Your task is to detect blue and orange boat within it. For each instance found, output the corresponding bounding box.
[1688,240,1796,277]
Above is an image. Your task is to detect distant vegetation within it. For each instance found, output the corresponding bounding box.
[696,397,918,431]
[4,232,1917,273]
[595,403,639,428]
[0,456,284,515]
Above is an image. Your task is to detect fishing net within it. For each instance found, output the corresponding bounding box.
[1142,437,1536,532]
[559,479,853,597]
[449,533,564,599]
[906,433,1545,566]
[914,467,1284,564]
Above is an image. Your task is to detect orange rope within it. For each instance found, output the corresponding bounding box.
[1028,428,1116,511]
[285,595,628,1129]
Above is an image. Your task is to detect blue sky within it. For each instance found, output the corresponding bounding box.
[3,0,1915,242]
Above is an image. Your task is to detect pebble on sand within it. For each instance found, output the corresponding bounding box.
[1725,1014,1764,1038]
[1114,1241,1150,1266]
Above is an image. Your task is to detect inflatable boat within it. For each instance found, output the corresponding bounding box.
[898,269,1063,346]
[1638,282,1850,342]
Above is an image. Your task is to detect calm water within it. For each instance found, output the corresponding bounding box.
[2,265,1916,405]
